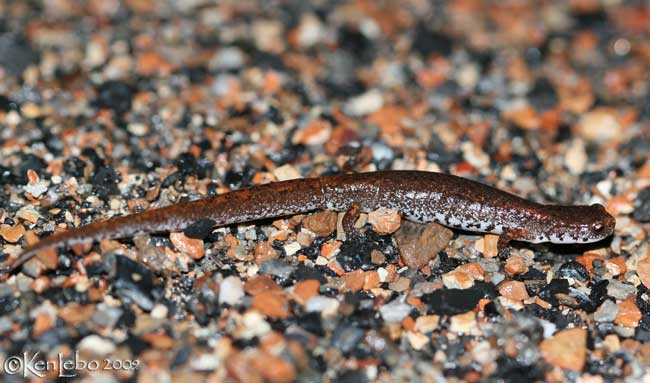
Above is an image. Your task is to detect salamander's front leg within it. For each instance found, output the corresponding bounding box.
[342,202,362,239]
[497,229,527,258]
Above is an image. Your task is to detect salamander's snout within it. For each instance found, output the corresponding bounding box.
[590,203,616,239]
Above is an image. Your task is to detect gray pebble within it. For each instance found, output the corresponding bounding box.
[259,259,294,279]
[594,300,618,323]
[379,299,412,323]
[607,280,636,301]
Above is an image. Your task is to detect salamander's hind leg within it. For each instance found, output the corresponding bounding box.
[497,229,527,258]
[342,202,362,239]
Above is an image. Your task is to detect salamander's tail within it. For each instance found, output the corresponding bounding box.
[1,222,110,274]
[1,209,180,275]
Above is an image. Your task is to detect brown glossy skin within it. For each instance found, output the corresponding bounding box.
[3,171,615,272]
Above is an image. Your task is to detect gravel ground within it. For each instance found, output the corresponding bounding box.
[1,1,650,382]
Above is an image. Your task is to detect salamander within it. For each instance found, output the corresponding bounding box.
[2,170,616,273]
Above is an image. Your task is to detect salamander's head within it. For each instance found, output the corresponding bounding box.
[540,203,615,244]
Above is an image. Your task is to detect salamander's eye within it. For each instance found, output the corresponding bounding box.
[592,223,604,232]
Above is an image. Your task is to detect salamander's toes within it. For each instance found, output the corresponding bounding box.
[342,202,362,239]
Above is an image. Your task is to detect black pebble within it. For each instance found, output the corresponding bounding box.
[91,165,121,199]
[336,370,369,383]
[184,218,216,240]
[580,279,609,313]
[528,77,558,111]
[95,80,134,116]
[490,356,546,383]
[330,323,365,355]
[112,255,155,312]
[537,279,570,306]
[338,26,374,61]
[422,282,496,316]
[81,147,106,169]
[175,152,199,177]
[16,153,47,184]
[633,188,650,222]
[0,165,16,185]
[291,265,327,284]
[412,24,453,57]
[0,33,39,76]
[0,94,19,112]
[298,312,324,336]
[63,156,87,178]
[556,261,590,283]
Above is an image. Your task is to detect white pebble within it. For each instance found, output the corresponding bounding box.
[306,296,339,316]
[77,335,116,356]
[219,276,244,305]
[25,182,48,197]
[283,241,302,256]
[344,89,383,116]
[379,300,412,323]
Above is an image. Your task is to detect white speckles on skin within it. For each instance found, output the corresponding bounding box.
[447,216,462,227]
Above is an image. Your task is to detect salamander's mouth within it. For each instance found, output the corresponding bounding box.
[537,204,616,244]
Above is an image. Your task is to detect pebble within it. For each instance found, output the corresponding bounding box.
[254,242,278,264]
[475,234,499,258]
[190,353,220,371]
[498,281,530,301]
[0,224,25,243]
[565,139,587,175]
[16,205,42,223]
[594,300,618,322]
[407,331,429,350]
[302,211,337,237]
[211,47,245,70]
[331,323,365,354]
[607,280,636,300]
[170,232,205,260]
[25,180,48,197]
[449,311,476,334]
[295,13,324,47]
[341,270,365,292]
[442,270,475,289]
[614,299,642,328]
[394,221,453,270]
[557,261,590,283]
[343,89,383,116]
[389,276,411,292]
[151,304,169,319]
[540,328,586,371]
[292,118,332,146]
[244,274,282,296]
[113,255,155,311]
[273,164,302,181]
[422,284,493,316]
[283,241,302,256]
[292,279,321,304]
[633,188,650,222]
[367,209,401,235]
[239,311,271,340]
[252,291,290,319]
[90,305,121,329]
[576,107,622,143]
[259,259,294,280]
[636,254,650,288]
[379,300,412,323]
[414,315,440,333]
[251,351,296,383]
[305,296,339,316]
[77,334,116,356]
[219,276,245,306]
[504,256,529,275]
